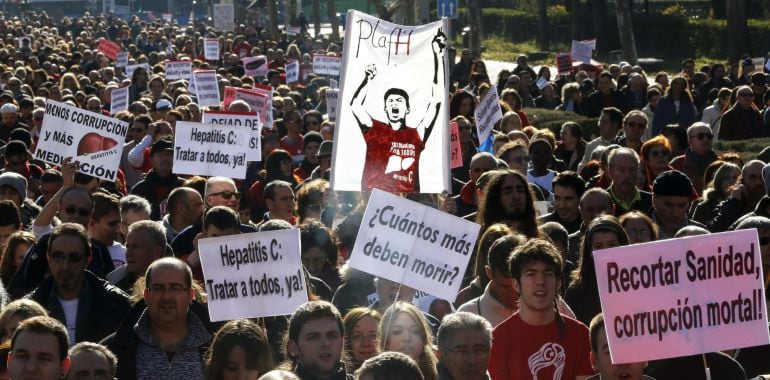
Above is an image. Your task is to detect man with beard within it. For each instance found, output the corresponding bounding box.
[28,223,130,344]
[103,257,218,379]
[606,148,651,217]
[476,170,539,239]
[710,160,767,232]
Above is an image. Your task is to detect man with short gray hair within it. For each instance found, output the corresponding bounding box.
[107,220,167,292]
[607,147,651,217]
[437,312,492,380]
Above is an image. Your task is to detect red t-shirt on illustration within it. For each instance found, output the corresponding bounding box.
[362,119,425,193]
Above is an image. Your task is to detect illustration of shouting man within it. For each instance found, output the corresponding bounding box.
[350,29,446,193]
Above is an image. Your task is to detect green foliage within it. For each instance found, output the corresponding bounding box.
[661,4,688,16]
[524,108,599,140]
[714,138,770,161]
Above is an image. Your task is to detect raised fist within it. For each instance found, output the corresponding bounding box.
[432,30,447,56]
[365,64,377,81]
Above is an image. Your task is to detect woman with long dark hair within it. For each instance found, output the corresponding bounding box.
[204,319,274,380]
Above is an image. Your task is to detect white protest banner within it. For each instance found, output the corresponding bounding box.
[581,38,597,49]
[204,38,220,61]
[331,10,450,194]
[536,77,549,90]
[312,54,342,76]
[223,87,269,123]
[162,13,172,21]
[473,88,502,146]
[125,63,150,79]
[325,88,339,122]
[242,55,268,77]
[203,110,262,161]
[213,4,235,31]
[449,121,462,169]
[115,51,128,68]
[35,100,128,181]
[593,229,770,364]
[165,60,193,81]
[193,70,221,107]
[198,229,307,321]
[571,40,593,64]
[286,26,301,36]
[349,189,479,300]
[173,121,249,179]
[110,86,129,115]
[252,84,274,128]
[286,61,300,83]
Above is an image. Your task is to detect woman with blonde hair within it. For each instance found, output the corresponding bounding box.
[343,307,381,371]
[378,301,437,380]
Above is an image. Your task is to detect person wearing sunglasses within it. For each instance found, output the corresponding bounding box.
[670,122,719,196]
[613,110,648,154]
[719,86,768,141]
[28,223,130,345]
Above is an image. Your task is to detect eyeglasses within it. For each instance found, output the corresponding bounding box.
[690,132,713,140]
[649,149,669,158]
[738,92,754,98]
[147,284,189,294]
[64,205,92,217]
[208,190,241,200]
[48,251,85,264]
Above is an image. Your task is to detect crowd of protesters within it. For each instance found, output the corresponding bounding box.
[0,7,765,380]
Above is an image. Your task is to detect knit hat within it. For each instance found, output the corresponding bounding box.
[0,171,26,199]
[653,170,692,197]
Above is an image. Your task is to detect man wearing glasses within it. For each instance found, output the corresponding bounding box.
[171,176,258,258]
[103,257,217,379]
[670,122,718,195]
[29,223,130,344]
[612,110,648,153]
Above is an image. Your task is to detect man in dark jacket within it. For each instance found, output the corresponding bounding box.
[130,138,185,220]
[28,223,130,344]
[102,257,219,380]
[285,301,352,380]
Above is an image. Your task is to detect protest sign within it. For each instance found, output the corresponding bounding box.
[312,54,342,76]
[752,57,765,71]
[222,87,269,122]
[125,63,150,79]
[98,39,120,60]
[162,13,172,21]
[193,70,220,108]
[242,56,268,77]
[331,10,450,194]
[213,4,235,31]
[35,100,128,181]
[536,77,549,90]
[325,89,339,122]
[593,229,770,364]
[581,38,597,49]
[203,110,262,161]
[449,121,462,169]
[198,229,307,321]
[555,53,573,75]
[252,84,274,127]
[349,189,479,300]
[473,88,502,146]
[165,61,193,81]
[571,40,593,64]
[173,121,249,179]
[115,51,128,68]
[204,38,220,61]
[110,86,129,115]
[286,26,301,36]
[286,61,300,83]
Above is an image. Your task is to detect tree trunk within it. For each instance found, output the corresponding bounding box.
[368,0,392,21]
[312,0,321,37]
[712,0,726,19]
[326,0,339,41]
[726,0,747,61]
[570,0,580,40]
[590,0,608,52]
[267,0,279,39]
[615,0,638,64]
[467,0,482,57]
[537,0,549,50]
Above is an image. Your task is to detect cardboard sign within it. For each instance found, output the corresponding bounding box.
[593,230,770,364]
[110,87,129,115]
[204,38,220,61]
[286,61,300,84]
[331,10,450,194]
[198,229,308,321]
[555,53,573,75]
[173,121,249,179]
[222,87,269,123]
[213,4,235,31]
[536,77,549,90]
[125,63,150,79]
[449,121,462,169]
[571,40,593,64]
[581,38,597,49]
[165,61,193,81]
[203,110,262,161]
[752,57,765,71]
[473,88,502,145]
[242,55,268,77]
[35,100,128,181]
[313,54,341,76]
[98,39,121,60]
[252,84,274,128]
[115,52,129,68]
[325,88,339,122]
[193,70,220,107]
[287,26,301,36]
[349,189,479,300]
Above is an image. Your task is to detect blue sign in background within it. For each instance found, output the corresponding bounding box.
[438,0,458,19]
